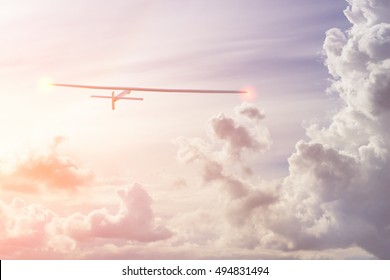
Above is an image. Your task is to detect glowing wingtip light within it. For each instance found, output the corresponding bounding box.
[240,86,256,101]
[38,77,53,92]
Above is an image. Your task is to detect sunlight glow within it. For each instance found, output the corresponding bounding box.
[241,86,256,101]
[37,77,53,92]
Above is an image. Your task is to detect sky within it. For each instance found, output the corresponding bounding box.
[0,0,389,259]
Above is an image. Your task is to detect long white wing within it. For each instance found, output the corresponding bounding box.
[50,83,246,94]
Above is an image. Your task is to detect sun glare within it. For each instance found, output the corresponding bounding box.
[241,86,257,101]
[38,77,53,92]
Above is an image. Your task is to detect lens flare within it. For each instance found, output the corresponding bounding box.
[240,86,256,101]
[38,77,53,92]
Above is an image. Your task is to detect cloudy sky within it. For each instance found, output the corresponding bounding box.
[1,0,389,259]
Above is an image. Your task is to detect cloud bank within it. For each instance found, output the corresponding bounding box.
[0,183,171,259]
[283,0,390,258]
[172,0,390,259]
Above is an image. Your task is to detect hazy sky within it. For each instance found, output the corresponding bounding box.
[1,0,389,259]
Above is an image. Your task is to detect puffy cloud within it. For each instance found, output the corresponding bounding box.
[0,183,171,259]
[58,183,172,242]
[264,138,390,258]
[344,0,390,26]
[211,114,258,154]
[176,104,277,237]
[264,0,390,259]
[235,102,266,122]
[207,102,271,159]
[0,198,58,257]
[324,0,390,118]
[171,0,390,259]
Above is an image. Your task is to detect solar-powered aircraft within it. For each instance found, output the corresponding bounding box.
[50,83,247,110]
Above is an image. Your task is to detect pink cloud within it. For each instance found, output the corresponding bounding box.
[209,105,270,158]
[236,102,265,122]
[0,198,57,257]
[60,183,172,242]
[0,183,171,259]
[0,137,93,193]
[262,0,390,259]
[176,103,277,228]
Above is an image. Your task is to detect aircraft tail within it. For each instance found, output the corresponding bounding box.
[90,93,143,110]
